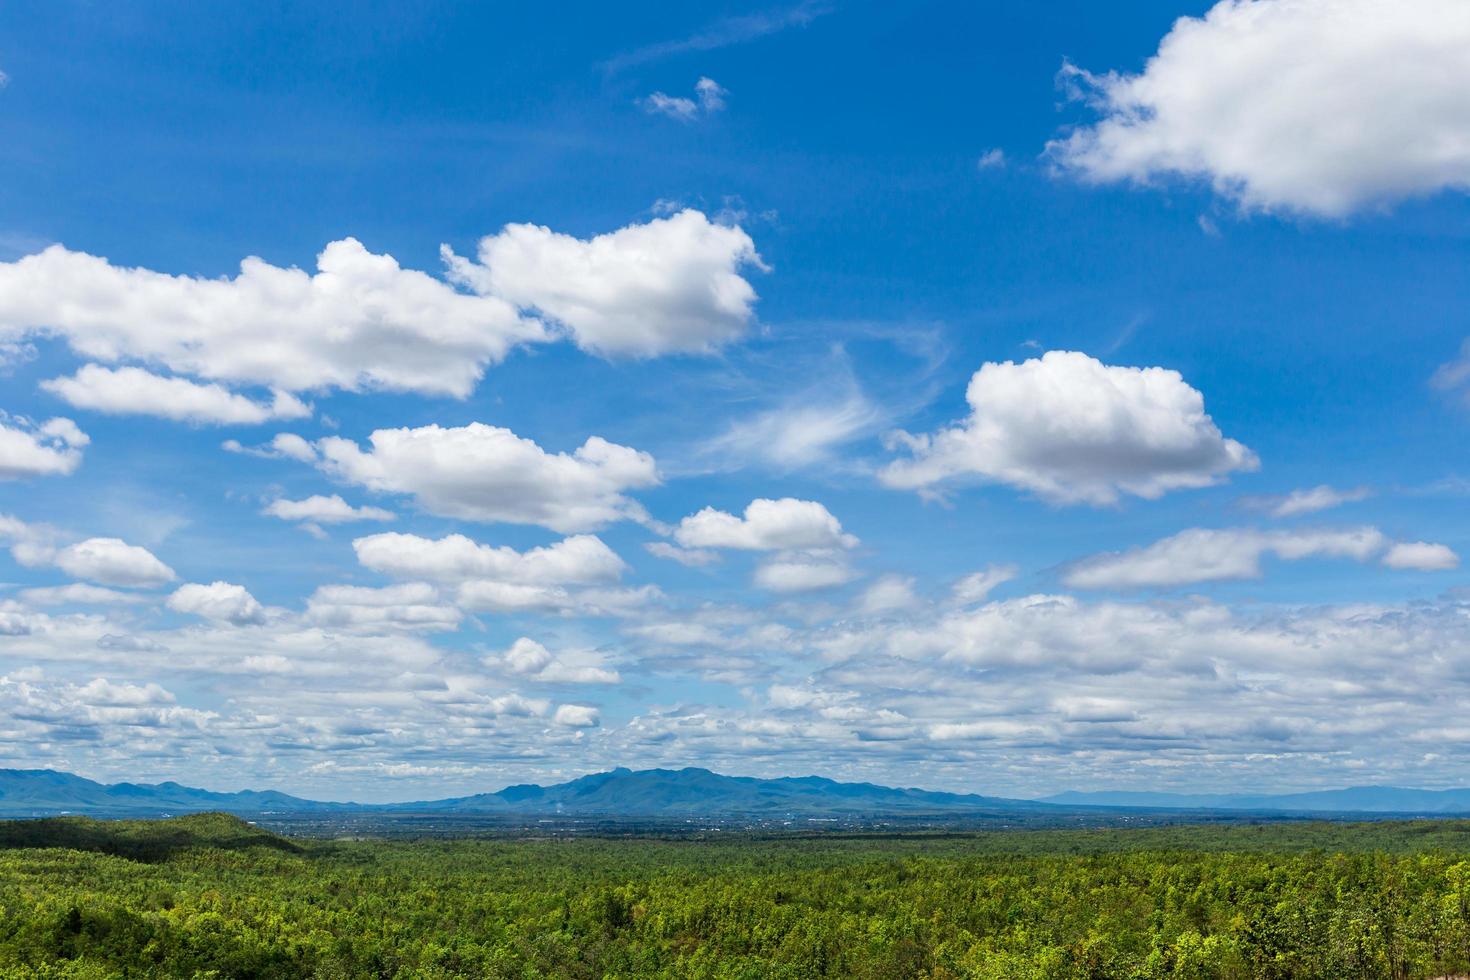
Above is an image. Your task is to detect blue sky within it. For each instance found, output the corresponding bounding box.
[2,0,1470,801]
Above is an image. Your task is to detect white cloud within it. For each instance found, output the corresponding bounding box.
[304,583,461,632]
[19,584,148,606]
[354,532,631,616]
[41,538,176,588]
[695,77,727,111]
[553,703,601,727]
[353,532,626,585]
[224,432,318,463]
[1432,339,1470,404]
[0,415,88,479]
[977,148,1006,170]
[670,498,859,594]
[317,423,659,532]
[75,678,177,707]
[1255,484,1373,518]
[454,580,572,614]
[493,637,620,685]
[644,541,720,567]
[753,555,857,593]
[41,365,310,425]
[951,564,1019,605]
[643,92,699,121]
[857,575,919,616]
[167,581,267,625]
[0,238,542,397]
[642,77,728,121]
[0,211,762,410]
[674,498,857,551]
[442,209,763,357]
[1048,0,1470,216]
[1062,526,1450,589]
[263,495,394,525]
[880,351,1256,505]
[1382,541,1460,571]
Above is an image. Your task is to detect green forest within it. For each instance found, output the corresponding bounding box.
[6,814,1470,979]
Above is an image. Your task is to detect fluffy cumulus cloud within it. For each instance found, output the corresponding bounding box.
[881,351,1256,505]
[1064,526,1455,589]
[0,211,762,420]
[672,498,859,594]
[167,581,267,625]
[553,703,601,728]
[314,423,659,532]
[263,495,394,525]
[353,532,626,585]
[0,238,541,398]
[1382,541,1460,571]
[1048,0,1470,216]
[0,415,88,479]
[493,637,621,685]
[353,531,630,614]
[674,498,857,551]
[442,209,763,357]
[41,365,310,426]
[31,538,177,588]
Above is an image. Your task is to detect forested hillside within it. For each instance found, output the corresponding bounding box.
[5,816,1470,977]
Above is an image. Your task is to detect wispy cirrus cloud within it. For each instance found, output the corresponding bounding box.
[600,1,831,74]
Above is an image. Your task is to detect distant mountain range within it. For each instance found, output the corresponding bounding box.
[5,767,1470,820]
[0,766,1042,819]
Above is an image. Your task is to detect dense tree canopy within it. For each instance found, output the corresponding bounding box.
[5,816,1470,978]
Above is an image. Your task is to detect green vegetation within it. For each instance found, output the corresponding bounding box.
[6,815,1470,978]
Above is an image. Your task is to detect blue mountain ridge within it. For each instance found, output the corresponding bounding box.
[5,767,1470,818]
[0,766,1041,818]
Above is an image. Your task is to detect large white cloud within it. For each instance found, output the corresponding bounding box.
[1061,526,1430,589]
[442,209,763,357]
[42,365,310,426]
[880,351,1256,505]
[353,531,630,615]
[35,538,177,588]
[674,498,857,551]
[671,498,860,594]
[3,520,174,589]
[0,238,541,397]
[0,211,762,416]
[1048,0,1470,216]
[1382,541,1460,571]
[167,581,267,626]
[353,532,626,585]
[316,423,659,532]
[0,415,88,479]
